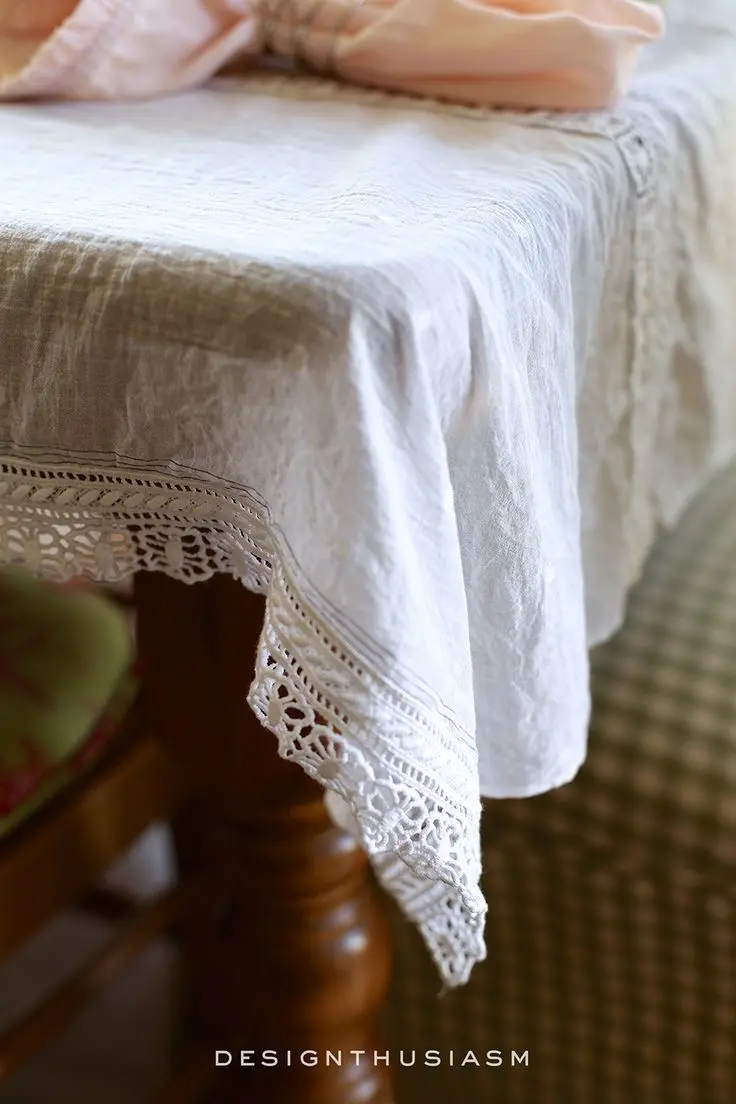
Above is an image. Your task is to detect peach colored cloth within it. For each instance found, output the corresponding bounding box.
[0,1,664,111]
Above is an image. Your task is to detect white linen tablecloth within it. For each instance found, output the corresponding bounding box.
[1,0,735,988]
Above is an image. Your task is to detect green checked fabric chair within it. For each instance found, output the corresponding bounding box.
[384,460,736,1104]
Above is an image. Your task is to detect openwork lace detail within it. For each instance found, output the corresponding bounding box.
[0,455,486,986]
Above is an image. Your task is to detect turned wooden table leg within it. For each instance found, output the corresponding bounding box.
[135,573,394,1104]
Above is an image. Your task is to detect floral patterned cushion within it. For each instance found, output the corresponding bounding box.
[0,567,135,838]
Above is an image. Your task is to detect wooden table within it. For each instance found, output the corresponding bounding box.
[136,572,394,1103]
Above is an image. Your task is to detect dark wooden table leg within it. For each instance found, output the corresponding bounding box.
[135,573,394,1104]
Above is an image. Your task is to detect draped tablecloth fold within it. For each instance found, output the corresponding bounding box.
[1,0,735,986]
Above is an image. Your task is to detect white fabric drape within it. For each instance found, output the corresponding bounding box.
[1,0,735,986]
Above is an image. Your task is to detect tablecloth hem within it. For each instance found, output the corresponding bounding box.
[480,750,587,801]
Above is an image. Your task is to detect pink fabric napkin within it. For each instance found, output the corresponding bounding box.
[0,1,664,110]
[0,0,262,101]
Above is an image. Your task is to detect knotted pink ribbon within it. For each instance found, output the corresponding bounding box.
[0,1,664,110]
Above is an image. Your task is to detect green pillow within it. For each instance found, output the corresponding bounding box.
[0,568,134,836]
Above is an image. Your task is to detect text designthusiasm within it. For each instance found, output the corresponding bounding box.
[215,1049,530,1068]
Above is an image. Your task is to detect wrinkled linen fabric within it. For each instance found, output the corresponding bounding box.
[0,0,663,110]
[0,0,734,987]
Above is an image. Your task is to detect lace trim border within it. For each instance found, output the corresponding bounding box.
[0,454,486,987]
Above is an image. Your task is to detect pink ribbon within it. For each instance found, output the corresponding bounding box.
[0,1,664,110]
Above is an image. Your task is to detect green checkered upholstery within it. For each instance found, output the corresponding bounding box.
[384,462,736,1103]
